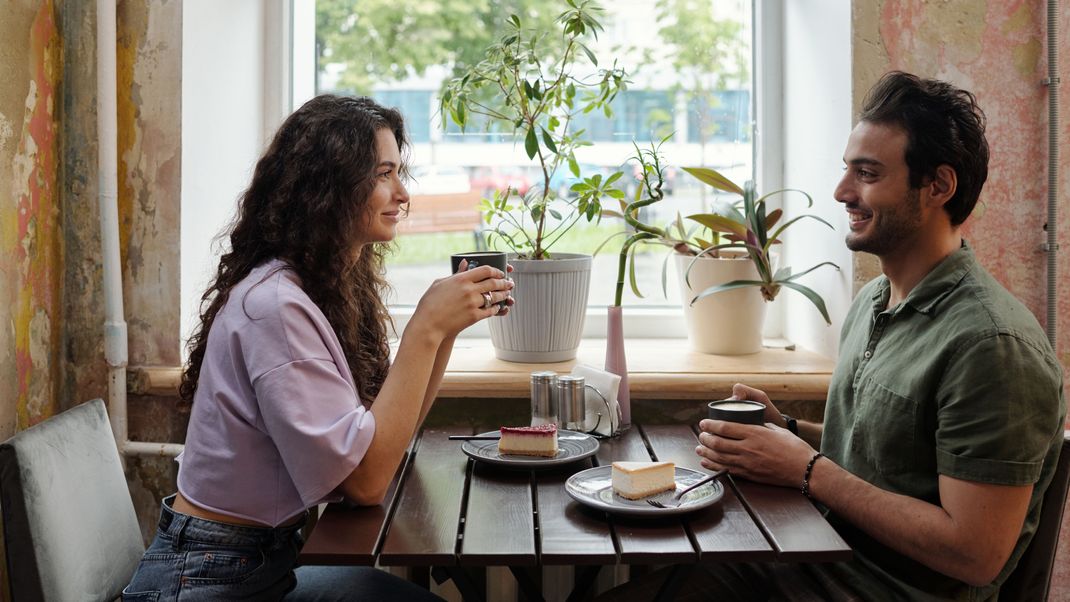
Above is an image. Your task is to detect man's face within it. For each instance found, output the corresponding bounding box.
[834,121,924,256]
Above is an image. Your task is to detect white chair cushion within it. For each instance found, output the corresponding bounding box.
[1,399,144,602]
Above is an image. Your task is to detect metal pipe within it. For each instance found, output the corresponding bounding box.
[97,0,129,452]
[1044,0,1059,348]
[124,441,186,458]
[97,0,182,459]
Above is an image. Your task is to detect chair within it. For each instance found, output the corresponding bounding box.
[1,399,144,602]
[1001,431,1070,601]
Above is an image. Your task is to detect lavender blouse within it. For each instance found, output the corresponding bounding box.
[177,259,376,526]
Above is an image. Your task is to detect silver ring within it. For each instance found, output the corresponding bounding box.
[481,292,493,309]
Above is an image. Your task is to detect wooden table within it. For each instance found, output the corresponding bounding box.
[299,423,851,601]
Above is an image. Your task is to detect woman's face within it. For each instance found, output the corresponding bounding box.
[357,128,409,246]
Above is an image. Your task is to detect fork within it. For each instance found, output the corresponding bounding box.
[646,469,729,508]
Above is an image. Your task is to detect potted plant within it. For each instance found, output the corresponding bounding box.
[441,0,627,362]
[604,142,838,354]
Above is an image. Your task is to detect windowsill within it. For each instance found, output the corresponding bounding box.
[130,339,834,401]
[440,338,834,400]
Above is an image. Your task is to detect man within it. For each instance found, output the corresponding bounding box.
[695,71,1067,600]
[600,72,1065,601]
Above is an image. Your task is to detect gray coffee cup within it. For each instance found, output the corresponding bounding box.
[451,251,508,308]
[707,399,766,425]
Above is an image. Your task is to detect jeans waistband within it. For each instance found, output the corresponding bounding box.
[158,494,307,548]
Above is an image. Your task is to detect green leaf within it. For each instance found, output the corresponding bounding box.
[541,128,558,153]
[578,42,598,66]
[682,167,745,196]
[686,213,748,238]
[524,127,539,159]
[782,261,840,283]
[660,251,673,298]
[568,155,580,177]
[628,244,644,298]
[779,281,833,324]
[509,14,521,28]
[690,279,766,306]
[549,208,562,220]
[523,80,535,99]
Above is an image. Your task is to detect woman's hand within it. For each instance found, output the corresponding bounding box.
[407,262,514,340]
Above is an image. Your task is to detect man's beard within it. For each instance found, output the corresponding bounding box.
[845,188,923,256]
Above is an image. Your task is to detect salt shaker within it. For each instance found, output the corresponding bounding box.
[530,371,557,426]
[556,375,587,431]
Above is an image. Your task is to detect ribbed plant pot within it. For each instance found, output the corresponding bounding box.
[489,253,591,362]
[675,253,766,355]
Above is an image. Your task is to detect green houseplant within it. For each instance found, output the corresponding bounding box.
[441,0,627,362]
[606,142,839,353]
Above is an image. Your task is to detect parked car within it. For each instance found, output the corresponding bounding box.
[407,165,471,196]
[469,166,532,197]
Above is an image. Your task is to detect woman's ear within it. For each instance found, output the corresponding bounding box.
[926,164,957,208]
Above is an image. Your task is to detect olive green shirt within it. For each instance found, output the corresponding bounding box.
[821,243,1065,601]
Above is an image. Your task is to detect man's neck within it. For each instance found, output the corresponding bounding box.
[880,232,962,309]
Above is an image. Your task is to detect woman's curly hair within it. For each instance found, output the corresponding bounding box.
[181,95,407,406]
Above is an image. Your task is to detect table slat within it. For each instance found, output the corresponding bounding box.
[461,462,538,566]
[595,427,698,564]
[298,451,407,565]
[535,459,617,565]
[642,425,775,562]
[379,428,470,566]
[733,480,852,562]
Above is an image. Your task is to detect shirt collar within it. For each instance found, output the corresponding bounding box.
[869,241,974,317]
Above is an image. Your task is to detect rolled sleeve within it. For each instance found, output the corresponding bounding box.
[935,333,1059,485]
[254,358,376,506]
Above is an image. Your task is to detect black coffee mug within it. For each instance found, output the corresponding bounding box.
[707,399,766,425]
[451,251,508,308]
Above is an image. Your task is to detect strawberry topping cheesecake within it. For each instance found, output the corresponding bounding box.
[498,424,559,457]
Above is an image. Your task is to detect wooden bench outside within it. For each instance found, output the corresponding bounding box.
[400,191,485,249]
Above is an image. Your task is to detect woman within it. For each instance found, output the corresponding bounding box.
[123,95,512,600]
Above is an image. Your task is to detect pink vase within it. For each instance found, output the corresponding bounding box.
[605,305,631,427]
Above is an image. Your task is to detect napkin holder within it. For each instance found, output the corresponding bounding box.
[570,364,623,437]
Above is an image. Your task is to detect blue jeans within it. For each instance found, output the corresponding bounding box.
[123,495,441,601]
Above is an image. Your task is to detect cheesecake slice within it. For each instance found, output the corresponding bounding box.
[498,424,558,457]
[611,461,676,499]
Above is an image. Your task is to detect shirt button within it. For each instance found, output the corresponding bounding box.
[863,350,872,359]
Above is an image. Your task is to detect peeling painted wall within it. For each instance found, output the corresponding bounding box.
[1,0,63,438]
[0,0,181,429]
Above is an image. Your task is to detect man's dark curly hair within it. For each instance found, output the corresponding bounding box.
[859,71,989,225]
[181,95,408,406]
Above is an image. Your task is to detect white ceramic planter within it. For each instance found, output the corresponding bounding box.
[674,253,766,355]
[489,253,591,362]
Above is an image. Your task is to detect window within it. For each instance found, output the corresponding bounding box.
[312,0,754,335]
[182,1,852,357]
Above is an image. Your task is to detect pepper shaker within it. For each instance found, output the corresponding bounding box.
[556,375,587,431]
[530,371,557,426]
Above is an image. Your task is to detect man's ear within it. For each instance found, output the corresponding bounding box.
[925,164,957,208]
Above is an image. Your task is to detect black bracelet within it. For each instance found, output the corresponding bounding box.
[801,452,824,499]
[781,413,799,435]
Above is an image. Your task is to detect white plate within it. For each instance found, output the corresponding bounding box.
[565,465,725,516]
[461,430,599,468]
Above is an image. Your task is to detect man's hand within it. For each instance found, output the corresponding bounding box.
[695,419,816,487]
[727,383,788,428]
